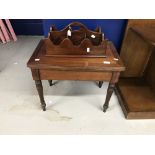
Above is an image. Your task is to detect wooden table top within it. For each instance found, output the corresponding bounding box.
[27,39,125,72]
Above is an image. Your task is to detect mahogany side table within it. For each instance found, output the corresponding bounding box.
[27,39,125,112]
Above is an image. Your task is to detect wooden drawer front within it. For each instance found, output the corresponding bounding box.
[39,70,112,81]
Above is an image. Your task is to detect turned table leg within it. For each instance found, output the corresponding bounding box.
[103,72,120,112]
[35,80,46,111]
[103,83,115,112]
[48,80,53,86]
[99,81,103,88]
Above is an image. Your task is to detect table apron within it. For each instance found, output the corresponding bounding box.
[33,69,113,81]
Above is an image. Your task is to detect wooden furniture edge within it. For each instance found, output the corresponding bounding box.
[130,28,155,46]
[115,84,155,119]
[27,39,44,68]
[115,84,129,119]
[109,41,125,69]
[27,40,125,72]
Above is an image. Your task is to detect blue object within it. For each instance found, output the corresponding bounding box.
[42,19,127,50]
[11,19,43,35]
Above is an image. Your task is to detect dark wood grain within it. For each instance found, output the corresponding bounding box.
[27,40,125,72]
[117,19,155,119]
[39,70,112,81]
[103,72,120,112]
[49,21,103,46]
[27,22,125,112]
[120,28,152,77]
[35,80,46,111]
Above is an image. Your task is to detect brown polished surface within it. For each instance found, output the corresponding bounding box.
[27,22,125,112]
[118,78,155,111]
[28,39,124,72]
[117,19,155,119]
[131,26,155,46]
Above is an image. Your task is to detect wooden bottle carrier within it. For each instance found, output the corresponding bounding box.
[45,22,108,57]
